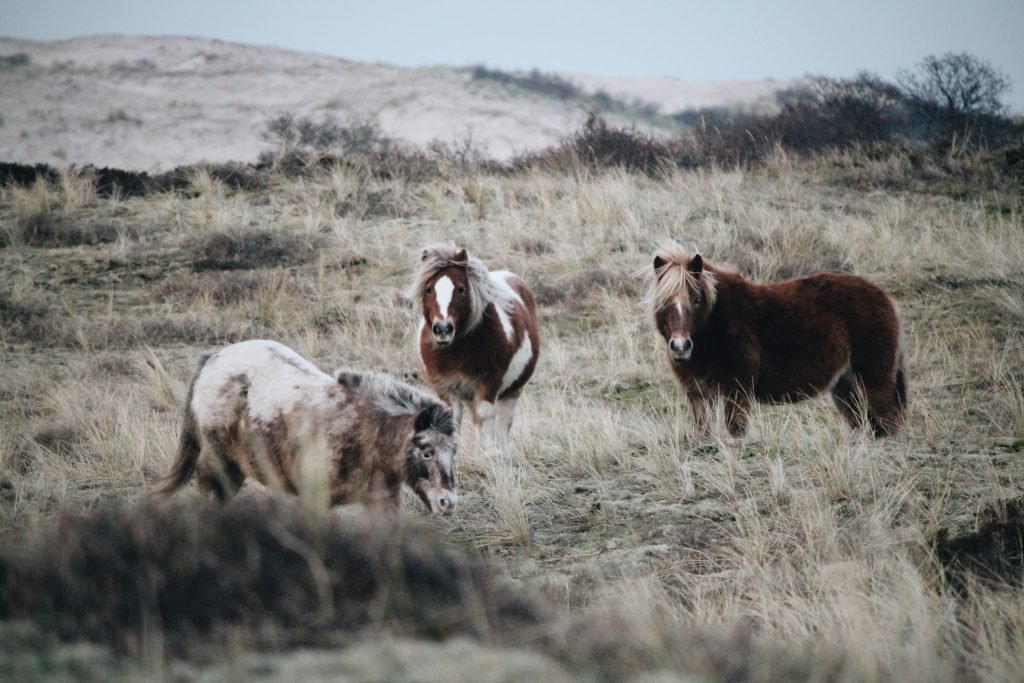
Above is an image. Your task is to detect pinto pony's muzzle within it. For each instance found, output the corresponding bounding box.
[669,336,693,362]
[431,321,455,346]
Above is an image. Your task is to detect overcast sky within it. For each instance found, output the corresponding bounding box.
[5,0,1023,111]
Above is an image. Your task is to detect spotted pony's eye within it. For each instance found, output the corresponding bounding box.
[422,447,435,459]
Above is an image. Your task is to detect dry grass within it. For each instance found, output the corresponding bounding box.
[1,155,1023,680]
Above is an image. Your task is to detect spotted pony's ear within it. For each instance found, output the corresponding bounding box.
[334,367,364,389]
[414,404,455,435]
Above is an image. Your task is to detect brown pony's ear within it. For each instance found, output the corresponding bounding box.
[653,255,666,277]
[454,248,468,264]
[688,253,704,275]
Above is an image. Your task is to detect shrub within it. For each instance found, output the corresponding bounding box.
[516,114,675,177]
[261,112,393,159]
[186,228,321,271]
[0,498,546,653]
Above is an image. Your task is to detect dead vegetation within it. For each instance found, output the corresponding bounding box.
[1,135,1023,681]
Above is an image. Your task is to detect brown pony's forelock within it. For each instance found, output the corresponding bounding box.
[641,242,718,321]
[404,242,513,332]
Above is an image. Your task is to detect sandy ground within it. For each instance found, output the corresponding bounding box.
[0,34,792,170]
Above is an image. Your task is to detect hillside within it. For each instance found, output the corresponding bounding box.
[0,34,790,169]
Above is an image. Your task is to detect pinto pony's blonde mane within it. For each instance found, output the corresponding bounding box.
[642,242,718,320]
[404,242,515,332]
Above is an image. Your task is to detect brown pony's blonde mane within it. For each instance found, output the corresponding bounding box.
[642,242,718,319]
[404,242,514,332]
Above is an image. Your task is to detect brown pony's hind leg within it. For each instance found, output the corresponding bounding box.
[831,372,867,432]
[863,374,906,437]
[195,431,245,502]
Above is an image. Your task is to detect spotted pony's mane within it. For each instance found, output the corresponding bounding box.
[642,242,719,320]
[334,367,455,435]
[404,242,515,332]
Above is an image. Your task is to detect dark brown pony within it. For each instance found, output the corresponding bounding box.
[406,243,540,456]
[645,243,907,437]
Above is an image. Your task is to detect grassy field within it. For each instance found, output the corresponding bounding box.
[1,153,1023,681]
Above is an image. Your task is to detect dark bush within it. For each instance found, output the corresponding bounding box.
[0,498,545,653]
[261,112,393,159]
[13,215,121,247]
[516,114,675,177]
[0,162,59,188]
[187,228,321,271]
[0,53,30,68]
[933,495,1024,594]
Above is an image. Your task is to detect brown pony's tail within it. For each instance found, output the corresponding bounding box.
[894,349,909,416]
[152,353,210,498]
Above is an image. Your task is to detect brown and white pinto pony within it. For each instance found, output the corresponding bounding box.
[645,244,907,437]
[407,243,540,456]
[155,340,458,515]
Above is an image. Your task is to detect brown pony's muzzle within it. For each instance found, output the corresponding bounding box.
[669,336,693,362]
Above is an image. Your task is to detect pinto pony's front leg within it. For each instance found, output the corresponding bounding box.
[494,396,518,457]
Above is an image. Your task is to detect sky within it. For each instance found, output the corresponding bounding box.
[5,0,1024,111]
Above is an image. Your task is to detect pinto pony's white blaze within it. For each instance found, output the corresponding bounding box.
[154,340,458,514]
[406,243,541,457]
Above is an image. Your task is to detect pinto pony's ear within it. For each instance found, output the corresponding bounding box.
[454,248,468,264]
[688,253,704,275]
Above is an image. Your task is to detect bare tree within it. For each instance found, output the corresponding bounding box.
[897,52,1011,146]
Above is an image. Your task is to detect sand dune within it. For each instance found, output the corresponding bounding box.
[0,35,792,170]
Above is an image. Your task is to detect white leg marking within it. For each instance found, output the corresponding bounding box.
[434,276,454,319]
[473,400,499,454]
[495,396,518,457]
[452,399,465,429]
[499,335,533,395]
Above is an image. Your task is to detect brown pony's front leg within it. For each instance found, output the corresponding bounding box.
[686,391,714,436]
[724,393,751,437]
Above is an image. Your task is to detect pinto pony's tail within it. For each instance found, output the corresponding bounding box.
[152,353,210,498]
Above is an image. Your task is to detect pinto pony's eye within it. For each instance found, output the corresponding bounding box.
[457,286,466,295]
[424,287,433,295]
